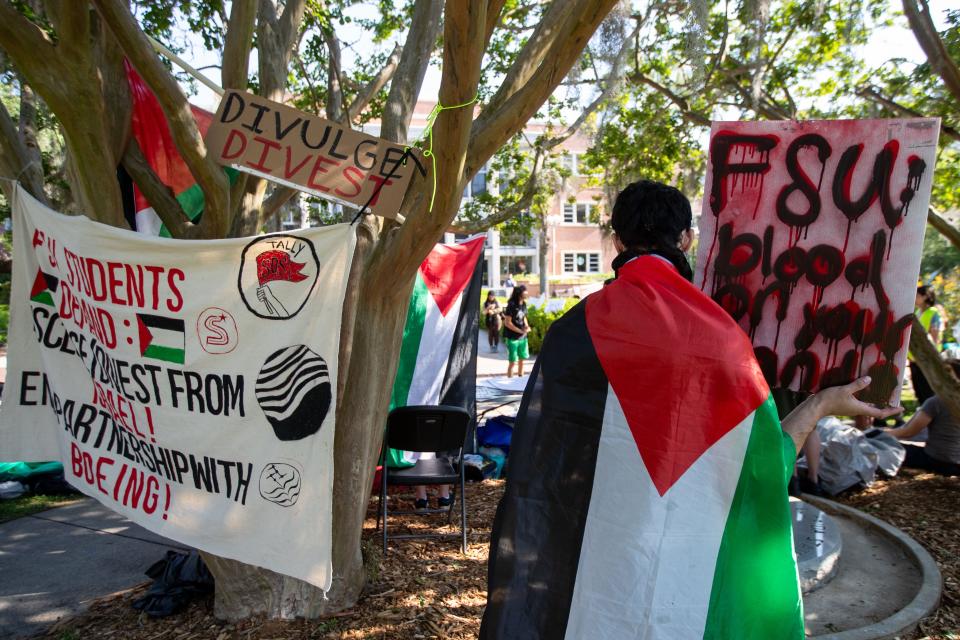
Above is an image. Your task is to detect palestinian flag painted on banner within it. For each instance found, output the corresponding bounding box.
[29,269,58,307]
[124,61,238,236]
[385,235,486,468]
[137,313,186,365]
[481,255,803,640]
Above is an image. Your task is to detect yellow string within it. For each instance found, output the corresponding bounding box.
[405,93,479,212]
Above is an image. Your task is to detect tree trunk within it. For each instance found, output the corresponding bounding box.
[203,257,413,620]
[539,223,549,296]
[909,316,960,420]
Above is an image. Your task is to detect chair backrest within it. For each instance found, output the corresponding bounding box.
[386,405,471,453]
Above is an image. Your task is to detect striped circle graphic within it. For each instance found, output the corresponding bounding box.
[256,345,331,441]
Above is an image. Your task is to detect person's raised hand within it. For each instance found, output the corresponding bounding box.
[812,376,904,421]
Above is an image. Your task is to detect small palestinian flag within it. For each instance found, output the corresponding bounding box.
[29,269,58,306]
[481,256,803,640]
[137,313,186,365]
[385,235,486,468]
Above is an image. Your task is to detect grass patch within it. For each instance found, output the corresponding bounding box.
[0,302,8,345]
[900,380,918,416]
[0,493,80,524]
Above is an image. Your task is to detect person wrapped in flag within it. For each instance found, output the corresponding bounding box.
[480,180,900,640]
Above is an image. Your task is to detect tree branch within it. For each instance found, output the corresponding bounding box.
[465,0,619,180]
[260,187,299,223]
[477,0,572,124]
[451,151,545,234]
[222,0,256,89]
[324,27,345,122]
[0,3,59,100]
[373,0,487,290]
[485,0,508,48]
[542,23,637,151]
[629,72,712,126]
[121,138,196,239]
[44,0,89,54]
[380,0,443,142]
[928,206,960,251]
[93,0,230,237]
[0,98,46,203]
[345,43,402,123]
[857,85,960,143]
[903,0,960,105]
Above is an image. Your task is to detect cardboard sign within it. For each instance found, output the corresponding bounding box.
[205,90,426,218]
[0,186,357,589]
[695,118,940,403]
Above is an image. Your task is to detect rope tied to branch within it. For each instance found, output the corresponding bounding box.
[406,93,479,213]
[350,93,479,225]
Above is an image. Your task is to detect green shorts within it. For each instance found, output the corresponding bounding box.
[505,336,529,362]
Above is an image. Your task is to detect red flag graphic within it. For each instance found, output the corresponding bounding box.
[257,250,308,286]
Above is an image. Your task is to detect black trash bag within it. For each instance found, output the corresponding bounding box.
[132,550,214,617]
[27,472,80,496]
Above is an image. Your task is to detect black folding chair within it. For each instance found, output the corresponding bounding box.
[377,405,470,554]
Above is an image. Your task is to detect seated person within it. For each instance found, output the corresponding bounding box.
[887,395,960,476]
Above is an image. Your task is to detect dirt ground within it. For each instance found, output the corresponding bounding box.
[32,473,960,640]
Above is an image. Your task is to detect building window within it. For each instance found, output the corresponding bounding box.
[463,164,489,199]
[563,252,600,274]
[562,202,593,224]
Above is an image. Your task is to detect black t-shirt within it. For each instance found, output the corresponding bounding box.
[484,300,501,327]
[503,301,527,340]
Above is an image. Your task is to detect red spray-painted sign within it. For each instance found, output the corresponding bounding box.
[695,119,940,403]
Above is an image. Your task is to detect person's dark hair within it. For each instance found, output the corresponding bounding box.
[917,285,936,306]
[486,290,496,300]
[611,180,694,280]
[508,284,527,307]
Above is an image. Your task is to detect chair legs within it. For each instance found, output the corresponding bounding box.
[459,468,467,553]
[379,476,467,555]
[381,469,389,554]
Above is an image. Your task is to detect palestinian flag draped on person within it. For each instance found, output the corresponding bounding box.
[124,61,237,236]
[385,235,486,468]
[481,255,804,640]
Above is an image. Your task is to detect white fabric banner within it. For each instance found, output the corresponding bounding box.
[0,187,356,590]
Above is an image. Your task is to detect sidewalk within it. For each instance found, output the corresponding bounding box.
[476,330,536,378]
[0,499,187,639]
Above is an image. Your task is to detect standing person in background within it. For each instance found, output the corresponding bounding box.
[503,285,529,378]
[503,273,516,288]
[484,291,503,353]
[910,286,944,405]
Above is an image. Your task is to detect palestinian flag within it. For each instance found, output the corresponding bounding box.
[124,61,237,236]
[481,256,803,640]
[385,235,486,468]
[29,269,58,306]
[137,313,186,365]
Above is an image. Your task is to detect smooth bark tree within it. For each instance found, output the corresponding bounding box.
[0,0,618,620]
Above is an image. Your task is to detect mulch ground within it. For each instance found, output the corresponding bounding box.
[834,469,960,640]
[32,474,960,640]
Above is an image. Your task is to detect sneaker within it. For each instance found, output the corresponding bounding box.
[414,498,429,512]
[798,476,825,497]
[437,495,453,508]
